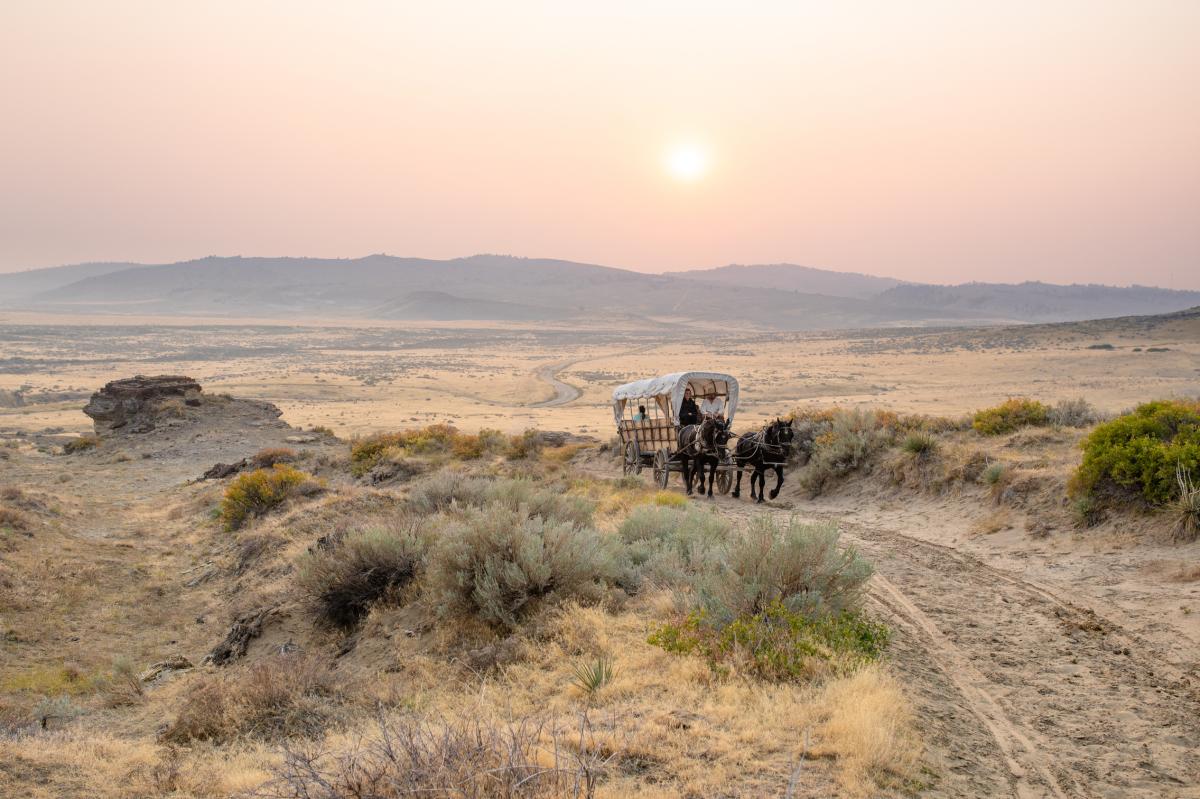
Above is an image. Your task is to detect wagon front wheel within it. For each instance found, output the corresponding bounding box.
[623,442,640,476]
[716,467,732,495]
[653,449,671,489]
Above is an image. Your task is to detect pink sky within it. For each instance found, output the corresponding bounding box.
[1,1,1197,287]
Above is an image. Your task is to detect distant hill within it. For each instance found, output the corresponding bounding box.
[876,282,1200,323]
[2,254,1198,329]
[670,263,905,299]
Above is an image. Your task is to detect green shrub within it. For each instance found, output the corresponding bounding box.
[1073,399,1200,506]
[649,602,889,682]
[296,525,427,628]
[972,398,1050,435]
[426,505,617,631]
[571,654,616,697]
[350,424,468,475]
[220,465,311,530]
[63,435,101,454]
[696,516,873,625]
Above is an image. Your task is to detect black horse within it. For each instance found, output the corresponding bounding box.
[731,418,795,503]
[677,417,731,497]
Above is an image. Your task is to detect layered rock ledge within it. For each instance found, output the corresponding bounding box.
[83,375,203,434]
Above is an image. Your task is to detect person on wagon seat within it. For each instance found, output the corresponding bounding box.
[678,387,700,426]
[699,388,725,421]
[632,405,647,422]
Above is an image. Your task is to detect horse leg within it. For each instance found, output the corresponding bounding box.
[749,465,758,500]
[706,459,716,497]
[754,466,767,503]
[769,464,784,500]
[732,463,742,498]
[681,456,693,495]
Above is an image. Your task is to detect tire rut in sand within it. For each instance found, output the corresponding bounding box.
[717,501,1200,797]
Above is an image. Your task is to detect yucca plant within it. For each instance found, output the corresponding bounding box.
[571,654,616,698]
[1173,463,1200,543]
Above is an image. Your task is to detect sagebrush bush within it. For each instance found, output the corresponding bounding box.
[971,398,1050,435]
[426,505,617,630]
[1047,398,1099,428]
[616,505,729,590]
[162,655,341,744]
[505,429,543,460]
[649,602,889,682]
[981,462,1007,485]
[0,507,30,532]
[221,465,312,530]
[1073,399,1200,506]
[297,525,427,627]
[696,516,873,625]
[799,409,895,495]
[407,475,594,527]
[63,435,101,454]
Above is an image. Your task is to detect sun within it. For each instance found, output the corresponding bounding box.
[665,143,710,182]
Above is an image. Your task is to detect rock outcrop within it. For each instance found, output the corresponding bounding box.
[83,375,202,434]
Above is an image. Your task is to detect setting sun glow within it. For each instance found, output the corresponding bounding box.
[665,143,710,182]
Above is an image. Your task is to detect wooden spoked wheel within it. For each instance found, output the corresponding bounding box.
[623,441,641,475]
[715,466,733,495]
[653,449,671,489]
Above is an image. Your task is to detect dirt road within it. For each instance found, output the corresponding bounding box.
[712,495,1200,798]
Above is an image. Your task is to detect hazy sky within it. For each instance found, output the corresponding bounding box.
[2,2,1198,287]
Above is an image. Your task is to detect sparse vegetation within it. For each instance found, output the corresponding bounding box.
[982,461,1007,485]
[162,655,341,744]
[797,408,896,495]
[252,446,298,467]
[63,434,101,454]
[972,398,1050,435]
[220,464,314,530]
[1073,399,1200,506]
[570,653,617,697]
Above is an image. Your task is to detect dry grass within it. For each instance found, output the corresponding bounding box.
[818,665,922,795]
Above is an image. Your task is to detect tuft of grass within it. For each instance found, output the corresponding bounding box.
[820,665,922,795]
[0,506,30,532]
[652,490,687,507]
[63,435,101,454]
[570,653,617,698]
[981,462,1007,485]
[900,432,938,458]
[297,525,427,628]
[220,465,313,530]
[1173,464,1200,543]
[971,398,1050,435]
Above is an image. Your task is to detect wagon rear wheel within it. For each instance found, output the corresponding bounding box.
[622,441,641,475]
[715,467,732,495]
[652,449,671,490]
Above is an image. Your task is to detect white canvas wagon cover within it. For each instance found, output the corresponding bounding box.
[611,372,738,425]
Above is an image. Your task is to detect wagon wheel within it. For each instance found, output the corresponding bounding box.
[622,441,641,475]
[715,466,733,495]
[652,449,671,490]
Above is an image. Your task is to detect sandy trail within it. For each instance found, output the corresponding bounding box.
[530,359,584,407]
[699,493,1200,798]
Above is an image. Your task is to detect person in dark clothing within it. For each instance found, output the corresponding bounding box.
[678,387,700,426]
